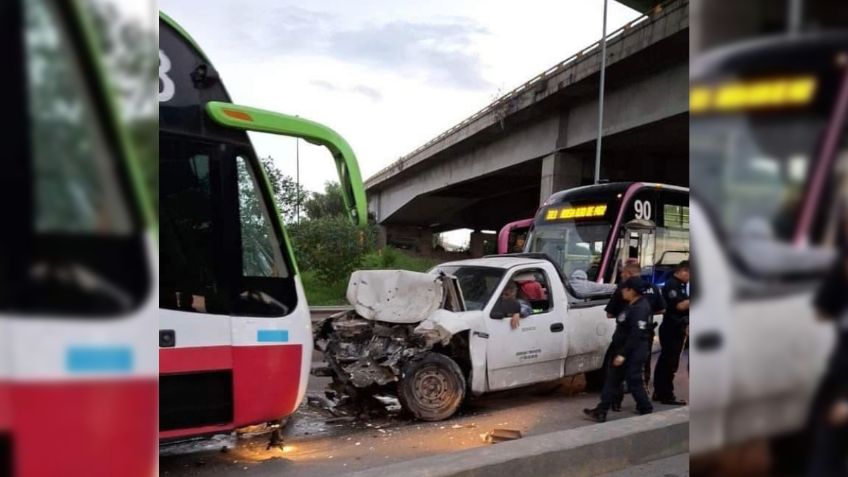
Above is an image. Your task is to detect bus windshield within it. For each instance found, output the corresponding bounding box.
[527,222,610,282]
[690,114,825,244]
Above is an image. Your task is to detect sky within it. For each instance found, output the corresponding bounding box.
[159,0,641,193]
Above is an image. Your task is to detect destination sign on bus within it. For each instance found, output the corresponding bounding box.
[544,204,608,221]
[691,76,817,114]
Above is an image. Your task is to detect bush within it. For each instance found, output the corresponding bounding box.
[288,215,373,285]
[299,270,349,305]
[360,247,439,272]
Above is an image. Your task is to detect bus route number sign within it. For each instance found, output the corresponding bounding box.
[159,50,175,103]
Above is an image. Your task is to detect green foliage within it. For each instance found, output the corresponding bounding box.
[303,181,347,220]
[259,156,308,224]
[299,270,349,306]
[288,215,372,285]
[360,247,439,272]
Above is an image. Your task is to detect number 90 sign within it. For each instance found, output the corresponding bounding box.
[634,200,652,220]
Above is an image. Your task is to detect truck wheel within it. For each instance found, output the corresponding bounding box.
[585,368,606,392]
[398,353,466,421]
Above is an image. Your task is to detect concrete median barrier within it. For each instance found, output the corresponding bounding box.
[346,407,689,477]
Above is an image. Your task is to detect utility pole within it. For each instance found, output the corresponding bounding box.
[594,0,609,184]
[788,0,804,36]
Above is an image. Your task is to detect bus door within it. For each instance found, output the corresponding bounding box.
[613,219,657,283]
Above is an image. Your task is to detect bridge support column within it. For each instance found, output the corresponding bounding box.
[417,229,434,257]
[540,152,584,204]
[381,225,433,256]
[469,231,485,258]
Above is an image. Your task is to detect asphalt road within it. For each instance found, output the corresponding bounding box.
[597,454,689,477]
[159,352,689,477]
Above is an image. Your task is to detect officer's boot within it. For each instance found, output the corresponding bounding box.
[582,407,607,423]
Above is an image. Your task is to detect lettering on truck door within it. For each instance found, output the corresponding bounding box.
[485,267,566,391]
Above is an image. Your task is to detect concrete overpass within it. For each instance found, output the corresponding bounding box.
[366,0,688,253]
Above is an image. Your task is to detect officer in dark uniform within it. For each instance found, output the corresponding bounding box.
[806,250,848,477]
[602,262,665,411]
[653,260,690,405]
[584,276,655,422]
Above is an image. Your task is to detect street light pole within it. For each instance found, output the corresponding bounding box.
[594,0,609,185]
[788,0,804,36]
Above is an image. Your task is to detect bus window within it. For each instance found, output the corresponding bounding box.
[27,0,132,236]
[0,0,150,316]
[160,142,228,315]
[655,204,690,283]
[236,156,287,279]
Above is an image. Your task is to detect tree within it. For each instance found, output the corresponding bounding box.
[288,216,370,284]
[259,156,308,224]
[304,181,347,219]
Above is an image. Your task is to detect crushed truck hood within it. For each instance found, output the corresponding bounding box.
[315,271,477,393]
[347,270,444,324]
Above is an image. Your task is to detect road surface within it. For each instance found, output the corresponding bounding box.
[159,352,689,477]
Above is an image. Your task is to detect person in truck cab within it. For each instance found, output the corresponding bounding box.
[653,260,690,406]
[584,276,655,422]
[492,281,530,329]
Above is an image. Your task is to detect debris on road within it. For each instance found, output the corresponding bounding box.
[480,429,523,444]
[451,423,477,429]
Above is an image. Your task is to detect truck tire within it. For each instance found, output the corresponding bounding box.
[398,353,466,421]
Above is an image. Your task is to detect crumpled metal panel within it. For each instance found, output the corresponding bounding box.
[347,270,443,324]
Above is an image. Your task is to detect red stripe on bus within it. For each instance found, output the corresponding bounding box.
[12,380,157,477]
[159,345,233,373]
[0,382,10,429]
[158,344,304,440]
[233,345,303,424]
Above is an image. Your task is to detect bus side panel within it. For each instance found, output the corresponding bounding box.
[0,382,9,477]
[232,345,303,424]
[12,381,157,477]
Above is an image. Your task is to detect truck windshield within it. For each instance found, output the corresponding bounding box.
[433,266,505,311]
[527,222,611,282]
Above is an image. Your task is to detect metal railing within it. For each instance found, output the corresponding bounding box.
[366,0,683,186]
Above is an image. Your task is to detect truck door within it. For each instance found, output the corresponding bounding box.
[485,266,566,391]
[688,200,732,454]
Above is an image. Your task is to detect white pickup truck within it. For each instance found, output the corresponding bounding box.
[315,255,635,421]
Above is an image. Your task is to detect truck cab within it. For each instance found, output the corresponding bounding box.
[431,256,617,395]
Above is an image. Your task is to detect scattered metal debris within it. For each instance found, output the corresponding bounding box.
[480,429,523,444]
[451,423,477,429]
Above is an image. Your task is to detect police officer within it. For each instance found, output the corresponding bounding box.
[602,262,665,411]
[584,276,655,422]
[806,250,848,477]
[652,260,690,406]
